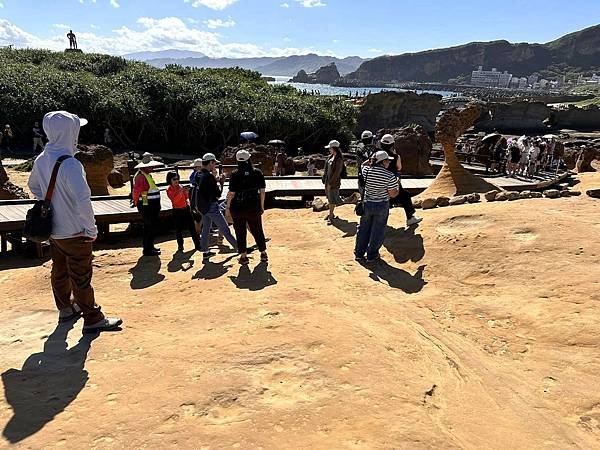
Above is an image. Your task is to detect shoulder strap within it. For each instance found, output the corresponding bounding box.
[45,155,72,202]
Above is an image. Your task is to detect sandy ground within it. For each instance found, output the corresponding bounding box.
[1,172,600,449]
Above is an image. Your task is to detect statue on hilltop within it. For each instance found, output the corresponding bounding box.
[67,30,77,50]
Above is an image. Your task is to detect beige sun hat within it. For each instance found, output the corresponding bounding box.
[134,152,164,169]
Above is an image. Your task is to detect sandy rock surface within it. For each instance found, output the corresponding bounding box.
[1,172,600,448]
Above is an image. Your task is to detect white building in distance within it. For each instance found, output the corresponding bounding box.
[471,66,513,88]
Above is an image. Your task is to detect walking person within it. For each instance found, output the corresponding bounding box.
[226,150,268,265]
[379,134,422,227]
[322,140,347,225]
[189,158,204,234]
[1,124,13,156]
[356,130,377,197]
[166,171,201,252]
[194,153,237,262]
[32,122,44,152]
[27,111,121,333]
[354,151,399,263]
[132,152,164,256]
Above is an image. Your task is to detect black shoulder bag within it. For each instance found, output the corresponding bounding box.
[23,155,71,242]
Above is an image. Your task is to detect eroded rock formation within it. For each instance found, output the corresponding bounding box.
[576,147,599,173]
[75,144,114,196]
[221,144,276,175]
[290,63,341,84]
[418,102,500,198]
[357,91,442,134]
[0,160,29,200]
[375,125,434,176]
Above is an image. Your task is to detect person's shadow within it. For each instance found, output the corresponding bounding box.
[229,261,277,291]
[2,321,98,443]
[364,262,427,294]
[129,255,165,289]
[167,250,196,273]
[192,255,237,281]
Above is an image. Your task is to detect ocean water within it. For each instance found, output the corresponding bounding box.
[268,76,455,97]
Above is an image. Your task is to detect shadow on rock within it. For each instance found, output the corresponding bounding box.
[2,322,98,443]
[364,262,427,294]
[229,261,277,291]
[129,254,165,290]
[192,255,237,281]
[167,250,196,273]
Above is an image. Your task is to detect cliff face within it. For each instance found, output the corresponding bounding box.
[356,91,442,134]
[291,63,341,84]
[347,24,600,83]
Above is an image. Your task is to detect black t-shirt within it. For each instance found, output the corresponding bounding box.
[229,168,266,213]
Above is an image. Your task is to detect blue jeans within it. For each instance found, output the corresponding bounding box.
[354,201,390,260]
[201,203,237,252]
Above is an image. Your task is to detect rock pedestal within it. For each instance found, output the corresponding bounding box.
[221,144,276,176]
[75,144,115,196]
[0,160,29,200]
[376,125,433,176]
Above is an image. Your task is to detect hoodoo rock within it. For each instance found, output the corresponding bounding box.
[376,125,434,176]
[356,91,442,134]
[417,102,500,199]
[0,160,29,200]
[74,144,115,196]
[221,144,276,176]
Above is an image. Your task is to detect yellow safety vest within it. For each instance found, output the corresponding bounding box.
[136,170,160,205]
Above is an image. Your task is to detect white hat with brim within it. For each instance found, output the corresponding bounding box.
[134,152,164,169]
[325,140,340,149]
[79,118,88,127]
[373,150,394,163]
[236,149,251,162]
[193,158,203,167]
[202,153,220,164]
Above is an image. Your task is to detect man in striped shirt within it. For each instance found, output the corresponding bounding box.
[354,151,399,263]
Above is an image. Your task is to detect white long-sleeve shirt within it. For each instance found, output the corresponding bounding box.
[28,111,97,239]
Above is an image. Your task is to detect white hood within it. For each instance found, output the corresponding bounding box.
[42,111,87,156]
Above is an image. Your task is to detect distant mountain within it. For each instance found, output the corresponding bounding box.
[124,50,207,61]
[125,52,365,76]
[346,24,600,83]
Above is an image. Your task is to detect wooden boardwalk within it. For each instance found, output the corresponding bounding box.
[0,172,569,236]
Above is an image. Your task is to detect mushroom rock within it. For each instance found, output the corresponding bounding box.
[75,144,115,196]
[416,102,500,199]
[376,125,434,176]
[576,147,599,173]
[0,160,29,200]
[220,143,276,176]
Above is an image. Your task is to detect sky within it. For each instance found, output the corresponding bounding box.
[0,0,599,58]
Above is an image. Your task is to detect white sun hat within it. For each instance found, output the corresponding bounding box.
[134,152,164,169]
[361,130,373,139]
[202,153,220,163]
[325,139,340,149]
[373,150,394,163]
[236,149,251,161]
[380,134,395,145]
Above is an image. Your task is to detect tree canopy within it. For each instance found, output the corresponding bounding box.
[0,48,357,154]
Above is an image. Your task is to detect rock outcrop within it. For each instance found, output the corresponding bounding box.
[475,101,552,132]
[290,63,341,84]
[375,125,433,176]
[74,144,115,196]
[220,143,276,175]
[417,103,500,199]
[356,91,442,134]
[293,155,327,172]
[576,147,599,173]
[0,160,29,200]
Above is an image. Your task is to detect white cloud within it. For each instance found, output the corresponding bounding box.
[184,0,238,10]
[204,17,235,29]
[90,24,101,30]
[110,0,120,7]
[369,48,382,53]
[0,17,320,58]
[53,24,71,30]
[0,3,4,8]
[280,2,290,8]
[283,37,292,42]
[296,0,325,7]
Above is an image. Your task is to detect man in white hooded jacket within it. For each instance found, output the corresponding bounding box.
[28,111,122,334]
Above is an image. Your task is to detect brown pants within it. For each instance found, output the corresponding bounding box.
[50,237,104,325]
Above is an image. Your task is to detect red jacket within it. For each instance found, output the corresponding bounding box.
[167,184,189,209]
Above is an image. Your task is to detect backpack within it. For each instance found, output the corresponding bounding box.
[23,155,71,243]
[190,171,212,215]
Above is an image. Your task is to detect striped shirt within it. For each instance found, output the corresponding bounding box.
[361,166,398,201]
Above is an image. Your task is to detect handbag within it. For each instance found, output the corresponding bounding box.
[23,155,71,243]
[355,166,369,216]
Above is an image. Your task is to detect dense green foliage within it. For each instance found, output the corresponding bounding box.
[0,48,357,154]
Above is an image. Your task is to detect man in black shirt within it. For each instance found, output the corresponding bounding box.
[227,150,268,265]
[380,134,423,227]
[196,153,237,261]
[356,130,378,196]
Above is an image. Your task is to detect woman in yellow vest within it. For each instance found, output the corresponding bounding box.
[132,152,164,256]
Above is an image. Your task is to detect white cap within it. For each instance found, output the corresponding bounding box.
[325,139,340,149]
[380,134,395,145]
[373,150,394,163]
[361,130,373,140]
[193,158,203,167]
[202,153,220,163]
[236,149,251,161]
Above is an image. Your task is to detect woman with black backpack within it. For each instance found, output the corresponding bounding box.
[226,150,268,265]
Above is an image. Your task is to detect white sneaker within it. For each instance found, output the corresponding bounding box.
[407,215,423,227]
[83,317,123,334]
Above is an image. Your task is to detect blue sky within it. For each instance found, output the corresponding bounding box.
[0,0,599,57]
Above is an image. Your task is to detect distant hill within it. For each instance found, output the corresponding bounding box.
[125,52,365,76]
[346,24,600,83]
